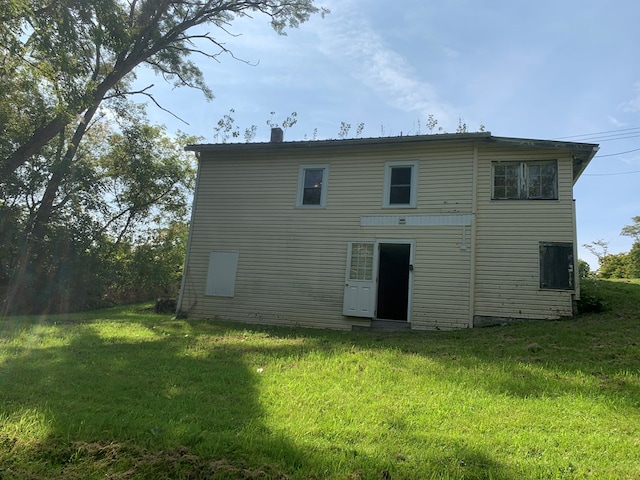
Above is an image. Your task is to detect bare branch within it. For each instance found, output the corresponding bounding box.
[103,83,189,125]
[105,83,156,99]
[141,91,190,125]
[170,33,256,65]
[98,182,180,243]
[144,58,206,94]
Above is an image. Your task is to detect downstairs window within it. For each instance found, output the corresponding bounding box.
[540,242,574,290]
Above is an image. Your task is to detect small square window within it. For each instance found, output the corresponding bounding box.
[297,165,329,207]
[384,161,417,207]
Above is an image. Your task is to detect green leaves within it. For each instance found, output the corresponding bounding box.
[2,0,325,177]
[621,215,640,242]
[0,100,196,313]
[585,217,640,279]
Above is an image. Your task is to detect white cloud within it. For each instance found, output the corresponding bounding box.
[314,2,453,123]
[619,81,640,113]
[607,115,627,128]
[442,47,461,59]
[621,153,640,166]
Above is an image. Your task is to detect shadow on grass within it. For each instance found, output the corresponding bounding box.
[0,322,305,478]
[0,314,520,479]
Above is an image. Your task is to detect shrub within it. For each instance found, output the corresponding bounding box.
[578,259,591,278]
[577,279,606,313]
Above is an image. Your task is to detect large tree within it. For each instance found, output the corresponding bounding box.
[1,0,324,314]
[583,216,640,279]
[0,0,325,179]
[1,102,197,314]
[621,215,640,243]
[621,216,640,278]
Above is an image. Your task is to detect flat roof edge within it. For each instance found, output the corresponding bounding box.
[185,132,600,154]
[184,132,493,152]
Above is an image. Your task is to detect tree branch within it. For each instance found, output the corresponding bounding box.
[98,182,180,243]
[106,83,190,125]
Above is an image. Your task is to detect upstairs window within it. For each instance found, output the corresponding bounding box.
[297,165,328,207]
[492,160,558,200]
[384,161,418,207]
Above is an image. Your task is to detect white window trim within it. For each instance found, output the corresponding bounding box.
[296,164,329,208]
[383,160,418,208]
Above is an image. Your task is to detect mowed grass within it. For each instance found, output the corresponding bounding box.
[1,279,639,479]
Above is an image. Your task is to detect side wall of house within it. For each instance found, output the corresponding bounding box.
[473,146,577,322]
[179,141,477,330]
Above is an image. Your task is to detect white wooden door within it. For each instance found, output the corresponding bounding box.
[342,242,376,317]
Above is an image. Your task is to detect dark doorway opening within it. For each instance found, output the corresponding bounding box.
[376,243,411,321]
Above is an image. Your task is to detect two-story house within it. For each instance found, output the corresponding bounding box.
[177,130,598,330]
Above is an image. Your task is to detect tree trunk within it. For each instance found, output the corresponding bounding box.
[1,115,68,179]
[30,104,99,242]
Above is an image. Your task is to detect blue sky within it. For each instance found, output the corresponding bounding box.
[136,0,640,270]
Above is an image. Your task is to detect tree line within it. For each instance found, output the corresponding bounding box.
[582,216,640,279]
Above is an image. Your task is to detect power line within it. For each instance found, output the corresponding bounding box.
[583,169,640,176]
[556,126,640,140]
[556,126,640,160]
[597,146,640,158]
[587,133,640,142]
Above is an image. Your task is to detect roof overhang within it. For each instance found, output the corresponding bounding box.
[487,136,599,183]
[186,132,599,183]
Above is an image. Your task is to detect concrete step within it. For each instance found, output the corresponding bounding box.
[352,319,412,332]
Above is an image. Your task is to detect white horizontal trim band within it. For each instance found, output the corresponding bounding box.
[361,214,475,227]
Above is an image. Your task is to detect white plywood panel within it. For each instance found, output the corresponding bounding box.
[205,251,239,297]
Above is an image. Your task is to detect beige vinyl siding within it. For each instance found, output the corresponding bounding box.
[180,141,476,330]
[474,147,576,320]
[411,227,472,330]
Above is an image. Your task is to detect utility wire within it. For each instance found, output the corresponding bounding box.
[556,126,640,162]
[556,126,640,140]
[583,170,640,176]
[596,146,640,158]
[586,133,640,142]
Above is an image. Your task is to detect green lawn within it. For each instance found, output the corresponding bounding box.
[1,279,639,479]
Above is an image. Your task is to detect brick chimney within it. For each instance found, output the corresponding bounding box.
[270,127,284,143]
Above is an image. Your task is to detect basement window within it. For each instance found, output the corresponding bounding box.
[540,242,574,290]
[297,165,329,207]
[492,160,557,200]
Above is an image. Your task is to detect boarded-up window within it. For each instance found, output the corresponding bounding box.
[205,251,239,297]
[540,243,574,290]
